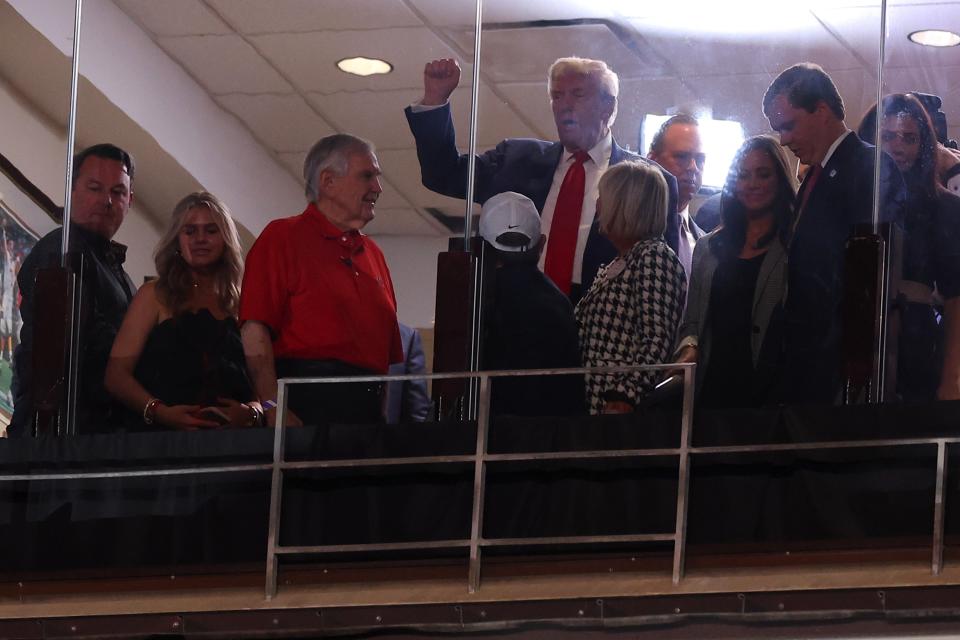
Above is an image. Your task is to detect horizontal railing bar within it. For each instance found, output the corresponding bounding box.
[481,533,675,547]
[0,463,274,482]
[484,449,682,462]
[275,539,471,554]
[5,436,953,483]
[277,362,695,386]
[279,455,477,470]
[690,437,956,455]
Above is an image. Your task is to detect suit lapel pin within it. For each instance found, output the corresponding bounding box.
[829,169,837,178]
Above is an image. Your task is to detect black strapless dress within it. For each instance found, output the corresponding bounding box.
[124,309,254,430]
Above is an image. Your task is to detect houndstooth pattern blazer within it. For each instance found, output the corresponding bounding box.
[575,239,686,414]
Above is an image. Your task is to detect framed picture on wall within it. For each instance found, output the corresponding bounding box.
[0,154,59,436]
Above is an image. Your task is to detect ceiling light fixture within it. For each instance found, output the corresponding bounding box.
[908,29,960,48]
[336,56,393,77]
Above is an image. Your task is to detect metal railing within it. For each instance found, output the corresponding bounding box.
[0,361,952,602]
[263,362,697,598]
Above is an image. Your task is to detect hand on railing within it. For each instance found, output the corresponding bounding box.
[664,345,698,381]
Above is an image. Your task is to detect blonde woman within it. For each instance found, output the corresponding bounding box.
[105,192,260,430]
[576,162,687,414]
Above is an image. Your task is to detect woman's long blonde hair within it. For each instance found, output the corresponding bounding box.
[154,191,243,316]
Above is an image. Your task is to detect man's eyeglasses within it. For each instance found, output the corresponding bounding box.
[880,130,920,145]
[671,151,707,169]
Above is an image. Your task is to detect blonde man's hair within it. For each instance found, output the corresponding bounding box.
[597,161,668,245]
[548,57,619,126]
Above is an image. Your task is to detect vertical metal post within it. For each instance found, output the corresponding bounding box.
[932,440,947,575]
[868,0,890,401]
[464,0,485,420]
[871,0,888,232]
[462,0,484,248]
[61,0,83,259]
[265,380,289,599]
[672,364,695,585]
[60,0,84,435]
[468,374,491,593]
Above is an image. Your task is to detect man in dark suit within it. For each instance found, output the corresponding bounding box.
[405,57,679,302]
[763,62,904,404]
[647,113,708,281]
[384,322,432,424]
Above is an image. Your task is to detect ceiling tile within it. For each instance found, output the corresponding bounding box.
[250,28,461,92]
[446,23,658,84]
[216,94,336,152]
[408,0,614,27]
[206,0,422,33]
[114,0,232,36]
[157,34,293,94]
[307,88,422,149]
[629,17,862,79]
[814,4,960,72]
[309,85,535,151]
[376,148,474,211]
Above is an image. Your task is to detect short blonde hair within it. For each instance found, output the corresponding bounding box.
[597,162,668,245]
[548,57,619,126]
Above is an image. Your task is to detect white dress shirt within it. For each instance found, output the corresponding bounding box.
[536,133,613,285]
[676,205,695,282]
[410,100,612,286]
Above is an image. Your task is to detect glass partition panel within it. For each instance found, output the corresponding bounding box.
[881,0,960,403]
[55,0,482,436]
[472,0,883,410]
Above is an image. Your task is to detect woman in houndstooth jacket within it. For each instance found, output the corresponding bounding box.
[576,161,687,414]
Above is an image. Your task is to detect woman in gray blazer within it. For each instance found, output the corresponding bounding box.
[674,136,797,408]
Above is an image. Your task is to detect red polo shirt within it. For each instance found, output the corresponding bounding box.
[239,203,402,373]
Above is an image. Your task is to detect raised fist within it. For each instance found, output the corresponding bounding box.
[422,58,461,106]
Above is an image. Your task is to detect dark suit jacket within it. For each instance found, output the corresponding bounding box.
[11,224,134,436]
[783,132,905,404]
[405,103,680,292]
[385,323,431,424]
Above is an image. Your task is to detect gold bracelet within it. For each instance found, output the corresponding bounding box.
[143,398,161,424]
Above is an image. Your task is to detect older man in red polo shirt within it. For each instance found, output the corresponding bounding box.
[240,133,403,426]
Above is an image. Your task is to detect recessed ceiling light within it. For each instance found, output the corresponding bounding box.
[908,29,960,48]
[336,57,393,77]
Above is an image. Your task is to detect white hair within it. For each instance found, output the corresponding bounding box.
[548,57,620,126]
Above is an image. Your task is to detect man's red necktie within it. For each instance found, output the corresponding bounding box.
[798,163,822,215]
[544,150,590,294]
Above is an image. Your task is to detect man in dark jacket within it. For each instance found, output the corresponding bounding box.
[479,192,584,417]
[11,143,136,435]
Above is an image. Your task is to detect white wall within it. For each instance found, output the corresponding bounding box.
[0,75,159,285]
[375,235,448,330]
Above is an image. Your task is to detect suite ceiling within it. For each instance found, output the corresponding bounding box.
[109,0,960,237]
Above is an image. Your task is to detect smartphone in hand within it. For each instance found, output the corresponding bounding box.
[197,406,230,426]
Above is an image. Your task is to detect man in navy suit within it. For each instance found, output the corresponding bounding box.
[763,62,904,404]
[647,113,707,281]
[405,57,679,303]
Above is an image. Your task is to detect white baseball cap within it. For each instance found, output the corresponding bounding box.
[479,191,541,252]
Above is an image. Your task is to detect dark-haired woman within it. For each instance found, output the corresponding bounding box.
[859,94,960,401]
[674,135,797,408]
[105,192,261,429]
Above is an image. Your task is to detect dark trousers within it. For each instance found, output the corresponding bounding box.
[274,359,384,426]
